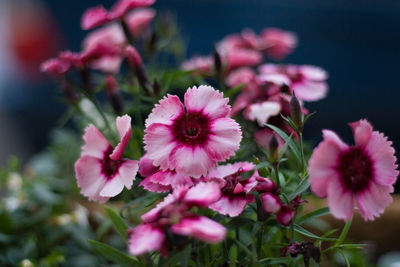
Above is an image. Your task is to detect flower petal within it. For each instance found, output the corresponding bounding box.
[327,176,354,221]
[74,156,109,203]
[141,193,176,223]
[366,132,399,186]
[292,80,328,102]
[246,101,281,126]
[144,123,176,170]
[128,224,165,256]
[138,153,159,177]
[171,216,226,243]
[81,125,110,158]
[349,119,373,148]
[355,181,393,221]
[308,130,348,198]
[110,115,132,160]
[205,118,242,162]
[207,162,255,180]
[81,5,110,30]
[184,86,230,120]
[209,196,248,217]
[145,94,184,128]
[184,182,221,206]
[169,146,215,178]
[140,170,193,193]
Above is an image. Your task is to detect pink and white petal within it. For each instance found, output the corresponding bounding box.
[118,159,139,188]
[128,224,165,256]
[299,65,328,81]
[110,0,155,19]
[292,81,328,102]
[169,146,215,178]
[91,56,124,74]
[145,95,184,127]
[308,130,348,197]
[81,5,110,30]
[184,182,221,206]
[184,86,230,120]
[144,123,177,170]
[257,73,291,87]
[140,176,171,192]
[171,216,226,243]
[81,125,110,158]
[110,115,132,160]
[207,162,255,180]
[349,119,373,148]
[247,101,281,126]
[206,118,242,162]
[365,132,399,186]
[355,181,393,221]
[138,153,159,177]
[74,156,109,203]
[258,63,281,74]
[99,174,125,197]
[231,93,251,116]
[141,193,176,223]
[327,176,354,221]
[125,8,156,37]
[261,193,281,213]
[209,196,248,217]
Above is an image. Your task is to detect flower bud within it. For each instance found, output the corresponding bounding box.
[276,205,295,226]
[61,79,79,104]
[213,46,222,74]
[105,75,123,115]
[152,79,161,97]
[125,46,150,94]
[290,93,302,131]
[268,134,279,163]
[260,193,281,213]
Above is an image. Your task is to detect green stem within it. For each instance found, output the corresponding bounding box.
[273,164,280,188]
[299,133,306,179]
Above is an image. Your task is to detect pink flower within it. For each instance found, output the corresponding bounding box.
[308,119,398,221]
[81,5,110,30]
[81,0,155,30]
[226,67,260,94]
[125,8,155,37]
[144,86,242,178]
[222,48,263,72]
[181,55,213,75]
[261,28,298,60]
[109,0,156,20]
[258,64,328,102]
[74,115,139,203]
[128,182,226,256]
[206,162,257,217]
[40,58,71,76]
[82,24,126,74]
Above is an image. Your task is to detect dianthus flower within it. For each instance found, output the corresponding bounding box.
[308,119,398,221]
[74,115,139,203]
[205,162,257,217]
[127,182,225,256]
[144,85,242,178]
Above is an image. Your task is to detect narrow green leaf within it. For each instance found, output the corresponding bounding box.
[265,123,301,161]
[296,207,330,225]
[258,257,289,264]
[232,238,255,262]
[294,225,336,241]
[338,249,351,267]
[335,216,353,247]
[287,178,310,200]
[104,205,128,240]
[88,239,141,267]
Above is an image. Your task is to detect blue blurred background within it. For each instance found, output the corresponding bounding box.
[1,0,399,189]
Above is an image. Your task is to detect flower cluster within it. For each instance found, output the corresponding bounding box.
[40,0,399,265]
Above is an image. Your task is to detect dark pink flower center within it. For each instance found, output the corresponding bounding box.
[337,147,373,192]
[171,111,211,146]
[222,168,245,195]
[101,146,124,179]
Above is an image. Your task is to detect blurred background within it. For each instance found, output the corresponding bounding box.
[1,0,399,187]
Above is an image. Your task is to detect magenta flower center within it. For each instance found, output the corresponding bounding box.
[172,111,210,146]
[222,169,245,195]
[101,146,124,179]
[337,147,373,192]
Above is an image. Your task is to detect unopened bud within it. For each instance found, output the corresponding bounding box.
[105,75,123,115]
[125,46,151,95]
[290,94,302,131]
[269,135,279,163]
[213,46,222,74]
